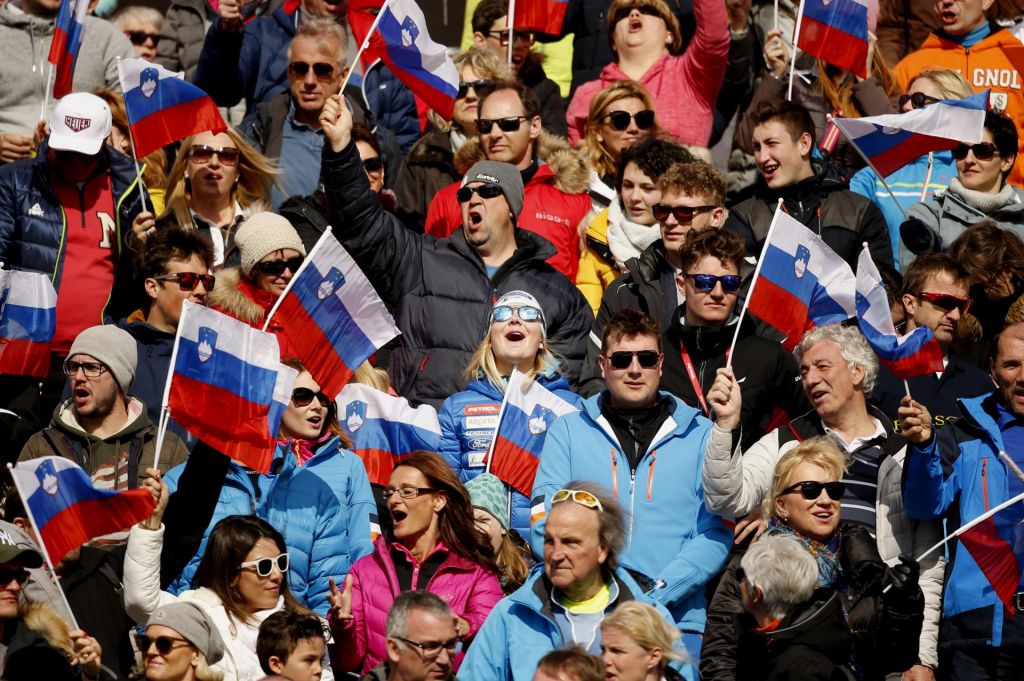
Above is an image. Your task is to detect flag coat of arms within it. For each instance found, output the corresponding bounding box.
[48,0,89,98]
[336,383,441,486]
[796,0,870,78]
[0,270,57,378]
[10,457,156,563]
[168,301,297,473]
[486,369,579,496]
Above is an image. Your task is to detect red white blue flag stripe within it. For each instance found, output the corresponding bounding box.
[747,210,856,349]
[48,0,89,98]
[118,58,226,159]
[0,270,56,378]
[10,457,155,563]
[959,491,1024,615]
[275,232,399,400]
[855,244,944,378]
[796,0,870,78]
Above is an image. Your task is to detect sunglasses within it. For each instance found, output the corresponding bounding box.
[552,488,604,511]
[952,142,999,161]
[684,273,742,292]
[484,29,534,46]
[125,30,161,46]
[477,116,529,134]
[457,78,495,99]
[781,480,846,501]
[0,567,30,587]
[606,350,661,370]
[255,256,305,276]
[912,291,972,315]
[492,304,542,322]
[456,183,503,202]
[362,156,384,173]
[613,4,662,24]
[292,387,330,408]
[604,109,655,132]
[136,634,192,656]
[238,552,290,577]
[154,272,215,291]
[189,144,240,166]
[897,93,940,110]
[287,61,337,82]
[652,204,716,223]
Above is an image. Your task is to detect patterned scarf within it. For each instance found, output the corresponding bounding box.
[766,517,842,588]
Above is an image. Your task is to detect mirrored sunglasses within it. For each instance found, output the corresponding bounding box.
[552,488,604,511]
[492,304,542,322]
[154,272,215,291]
[685,273,742,292]
[913,291,972,315]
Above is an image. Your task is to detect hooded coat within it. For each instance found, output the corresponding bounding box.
[207,266,298,359]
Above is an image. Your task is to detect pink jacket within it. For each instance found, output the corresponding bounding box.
[333,537,504,675]
[566,0,729,148]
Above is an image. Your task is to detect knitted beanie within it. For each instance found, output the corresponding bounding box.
[465,473,510,530]
[234,212,306,277]
[67,325,138,393]
[462,160,525,221]
[146,602,225,665]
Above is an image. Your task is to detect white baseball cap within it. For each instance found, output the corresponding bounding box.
[48,93,112,155]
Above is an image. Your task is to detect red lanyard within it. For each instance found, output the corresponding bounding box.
[679,343,729,417]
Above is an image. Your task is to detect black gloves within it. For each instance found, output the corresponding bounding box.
[883,554,920,595]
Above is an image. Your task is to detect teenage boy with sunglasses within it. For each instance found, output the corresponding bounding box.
[529,308,731,663]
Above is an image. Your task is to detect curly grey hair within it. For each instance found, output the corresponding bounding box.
[793,324,879,394]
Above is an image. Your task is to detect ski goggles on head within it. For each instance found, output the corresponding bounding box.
[551,489,604,512]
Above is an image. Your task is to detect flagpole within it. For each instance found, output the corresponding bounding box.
[919,152,935,203]
[262,227,333,331]
[484,369,518,474]
[116,58,150,215]
[155,300,190,470]
[338,0,394,95]
[6,463,81,631]
[786,1,804,101]
[40,63,55,125]
[726,198,784,368]
[773,0,779,32]
[914,490,1024,564]
[507,0,516,65]
[833,118,907,219]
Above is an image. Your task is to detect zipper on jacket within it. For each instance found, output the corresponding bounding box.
[646,450,657,500]
[610,449,618,498]
[982,457,990,511]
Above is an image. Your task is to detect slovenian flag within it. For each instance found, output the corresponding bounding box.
[485,369,579,497]
[336,383,441,486]
[0,270,56,378]
[833,91,989,178]
[118,58,227,159]
[48,0,89,98]
[855,244,944,378]
[9,457,156,564]
[514,0,569,35]
[366,0,459,119]
[271,232,399,400]
[796,0,870,78]
[747,210,857,349]
[167,301,297,473]
[955,490,1024,615]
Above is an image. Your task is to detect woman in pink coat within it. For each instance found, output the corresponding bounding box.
[326,452,504,675]
[566,0,729,149]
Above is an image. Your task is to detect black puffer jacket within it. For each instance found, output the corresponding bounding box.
[321,141,591,408]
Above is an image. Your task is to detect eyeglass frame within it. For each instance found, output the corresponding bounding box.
[381,487,440,500]
[483,29,534,46]
[238,552,290,577]
[62,359,109,379]
[135,633,193,656]
[391,635,462,660]
[153,272,215,291]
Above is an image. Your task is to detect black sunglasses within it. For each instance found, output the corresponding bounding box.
[952,142,999,161]
[287,61,337,82]
[613,4,662,24]
[685,273,742,292]
[897,93,940,110]
[154,272,215,291]
[457,79,495,99]
[255,256,304,276]
[607,350,661,370]
[0,567,30,587]
[456,184,503,202]
[781,480,846,501]
[477,116,529,134]
[189,144,240,166]
[604,109,655,132]
[652,204,716,222]
[125,30,161,46]
[362,156,384,173]
[912,291,972,315]
[136,634,192,656]
[292,387,330,408]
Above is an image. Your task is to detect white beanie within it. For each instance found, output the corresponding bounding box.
[234,212,306,276]
[68,325,138,393]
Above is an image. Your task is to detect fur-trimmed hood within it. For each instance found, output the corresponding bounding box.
[453,130,591,196]
[207,267,268,325]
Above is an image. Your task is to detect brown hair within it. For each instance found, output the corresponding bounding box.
[900,252,969,296]
[493,533,531,593]
[605,0,683,55]
[478,79,542,120]
[948,220,1024,283]
[750,100,816,145]
[536,647,606,681]
[600,308,662,354]
[679,228,744,273]
[93,88,167,191]
[583,80,660,178]
[281,358,351,448]
[657,161,726,206]
[817,57,899,119]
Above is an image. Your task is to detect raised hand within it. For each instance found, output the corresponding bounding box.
[320,94,353,153]
[327,574,354,623]
[763,29,790,78]
[708,367,742,430]
[69,630,102,677]
[140,468,169,531]
[897,396,933,445]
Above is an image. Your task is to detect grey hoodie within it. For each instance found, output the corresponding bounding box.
[0,2,135,136]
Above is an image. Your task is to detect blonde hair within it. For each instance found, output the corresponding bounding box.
[429,47,512,131]
[909,68,974,101]
[582,81,659,178]
[352,361,392,393]
[463,326,562,393]
[130,650,224,681]
[600,601,683,668]
[766,437,848,519]
[20,602,72,657]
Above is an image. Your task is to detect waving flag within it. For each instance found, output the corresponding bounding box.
[795,0,870,78]
[834,91,988,177]
[10,457,155,563]
[118,58,226,159]
[167,301,297,473]
[336,383,441,486]
[957,491,1024,615]
[855,245,943,378]
[272,232,399,400]
[0,270,56,378]
[485,370,579,496]
[514,0,569,35]
[48,0,89,98]
[747,210,856,349]
[366,0,459,119]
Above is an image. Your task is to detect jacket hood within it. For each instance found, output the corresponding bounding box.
[0,2,54,31]
[453,131,591,195]
[207,267,268,324]
[51,396,151,443]
[122,318,175,345]
[670,308,752,359]
[754,157,848,201]
[955,392,1005,448]
[756,588,849,657]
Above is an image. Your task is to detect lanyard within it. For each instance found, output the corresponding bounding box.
[679,343,729,417]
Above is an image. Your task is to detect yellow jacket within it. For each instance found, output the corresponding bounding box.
[575,209,618,316]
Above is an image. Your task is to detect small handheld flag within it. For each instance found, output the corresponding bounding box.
[958,488,1024,615]
[513,0,569,35]
[0,270,56,378]
[48,0,89,98]
[795,0,870,79]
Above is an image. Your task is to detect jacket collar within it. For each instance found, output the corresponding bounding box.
[790,404,906,459]
[581,391,701,447]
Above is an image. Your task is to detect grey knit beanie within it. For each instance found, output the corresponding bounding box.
[146,602,225,665]
[234,212,306,277]
[67,325,137,393]
[462,161,525,222]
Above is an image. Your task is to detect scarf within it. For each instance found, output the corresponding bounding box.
[605,200,661,265]
[949,176,1018,214]
[766,516,842,588]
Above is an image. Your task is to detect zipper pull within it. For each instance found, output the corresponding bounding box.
[629,469,636,497]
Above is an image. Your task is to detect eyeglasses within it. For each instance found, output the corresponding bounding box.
[651,204,717,223]
[381,487,439,500]
[613,4,663,24]
[476,116,529,134]
[136,634,193,656]
[189,144,240,166]
[897,93,940,110]
[287,61,338,82]
[125,30,161,46]
[0,568,30,587]
[457,79,495,99]
[153,272,215,291]
[684,273,742,293]
[603,109,655,132]
[456,183,503,202]
[238,552,290,577]
[952,142,999,161]
[393,635,462,660]
[551,488,604,512]
[606,350,661,370]
[63,359,108,378]
[484,29,534,46]
[255,256,305,276]
[362,156,384,173]
[912,291,972,315]
[781,480,846,501]
[492,304,542,323]
[291,387,330,408]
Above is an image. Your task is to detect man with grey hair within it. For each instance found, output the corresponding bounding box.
[363,592,458,681]
[702,323,945,680]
